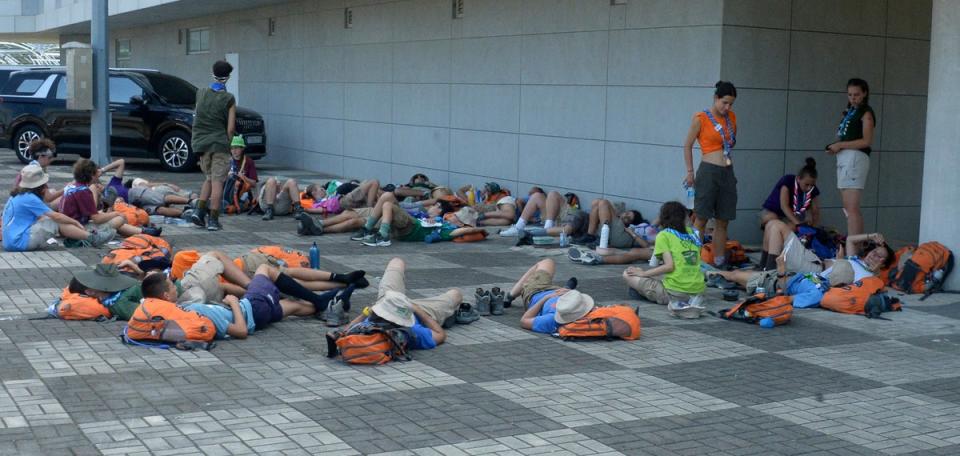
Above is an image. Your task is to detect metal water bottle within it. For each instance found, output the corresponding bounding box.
[309,242,320,269]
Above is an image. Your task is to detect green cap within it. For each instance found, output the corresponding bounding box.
[231,135,246,148]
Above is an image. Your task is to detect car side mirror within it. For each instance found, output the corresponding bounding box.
[129,95,145,106]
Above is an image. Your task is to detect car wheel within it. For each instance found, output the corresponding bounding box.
[157,130,196,172]
[14,124,43,164]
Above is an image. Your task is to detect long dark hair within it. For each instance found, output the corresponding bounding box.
[846,78,870,106]
[799,157,818,179]
[864,242,896,270]
[658,201,688,232]
[10,184,47,198]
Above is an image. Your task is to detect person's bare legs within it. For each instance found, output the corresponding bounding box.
[370,192,398,219]
[712,219,729,264]
[279,298,316,317]
[208,250,252,288]
[518,192,545,223]
[155,206,183,217]
[713,269,754,287]
[198,180,212,208]
[221,282,246,297]
[209,179,223,212]
[597,199,615,225]
[362,179,380,207]
[395,186,426,199]
[693,216,708,243]
[163,194,190,205]
[58,223,88,240]
[841,188,864,236]
[262,177,279,205]
[764,219,792,255]
[595,248,653,265]
[544,191,564,222]
[509,259,556,300]
[587,200,601,235]
[282,179,300,203]
[324,218,365,233]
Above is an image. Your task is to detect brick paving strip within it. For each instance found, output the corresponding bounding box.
[0,155,959,455]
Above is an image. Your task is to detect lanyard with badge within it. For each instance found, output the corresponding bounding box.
[836,106,859,138]
[703,109,735,165]
[792,178,814,217]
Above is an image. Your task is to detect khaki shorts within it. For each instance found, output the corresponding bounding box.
[178,253,225,305]
[746,269,780,295]
[352,207,373,218]
[199,151,230,182]
[339,185,367,210]
[257,182,293,215]
[388,203,417,238]
[520,269,560,307]
[377,262,459,325]
[239,252,286,277]
[26,217,59,250]
[837,149,870,190]
[783,233,824,274]
[628,276,696,306]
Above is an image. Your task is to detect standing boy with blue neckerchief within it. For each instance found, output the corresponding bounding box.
[191,60,236,232]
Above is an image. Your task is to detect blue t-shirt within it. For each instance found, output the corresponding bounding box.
[528,290,561,334]
[2,193,51,251]
[360,316,436,350]
[185,301,255,339]
[785,274,827,309]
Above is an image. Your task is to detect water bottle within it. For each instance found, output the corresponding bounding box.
[309,242,320,269]
[599,224,610,250]
[755,287,766,297]
[467,186,477,206]
[684,182,695,210]
[559,231,569,248]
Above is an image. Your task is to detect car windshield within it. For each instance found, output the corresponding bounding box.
[141,73,197,106]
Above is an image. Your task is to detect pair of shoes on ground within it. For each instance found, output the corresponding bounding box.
[349,228,391,247]
[568,247,602,265]
[442,302,482,328]
[668,295,707,319]
[321,287,355,327]
[475,287,507,315]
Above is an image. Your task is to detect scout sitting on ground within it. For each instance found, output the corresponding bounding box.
[341,257,462,350]
[13,138,63,206]
[59,159,161,238]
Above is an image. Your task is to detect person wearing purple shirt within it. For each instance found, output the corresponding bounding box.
[759,157,820,269]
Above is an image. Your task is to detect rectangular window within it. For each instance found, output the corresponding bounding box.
[187,27,210,54]
[115,39,131,65]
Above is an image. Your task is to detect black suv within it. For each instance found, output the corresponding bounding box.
[0,68,266,171]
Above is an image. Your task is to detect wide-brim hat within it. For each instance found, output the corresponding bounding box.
[454,207,478,227]
[555,290,595,324]
[73,263,138,293]
[827,259,855,287]
[497,196,516,206]
[371,290,416,327]
[18,164,48,189]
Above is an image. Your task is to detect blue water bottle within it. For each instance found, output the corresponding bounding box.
[309,242,320,269]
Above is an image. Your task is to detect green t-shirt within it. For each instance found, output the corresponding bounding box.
[399,221,455,242]
[110,281,183,321]
[191,87,235,154]
[653,228,705,295]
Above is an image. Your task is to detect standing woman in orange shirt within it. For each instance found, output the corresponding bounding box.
[826,78,875,237]
[682,81,738,268]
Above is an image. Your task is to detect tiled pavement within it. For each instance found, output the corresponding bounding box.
[1,154,959,455]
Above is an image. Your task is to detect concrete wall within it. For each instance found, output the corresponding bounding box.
[0,0,37,34]
[721,0,931,244]
[107,0,931,243]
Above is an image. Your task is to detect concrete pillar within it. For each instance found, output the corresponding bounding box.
[919,0,960,290]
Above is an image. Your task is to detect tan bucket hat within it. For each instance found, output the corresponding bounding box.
[371,290,416,327]
[18,164,48,189]
[554,290,595,324]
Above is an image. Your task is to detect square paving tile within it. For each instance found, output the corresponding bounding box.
[689,314,887,352]
[367,428,624,456]
[292,383,566,455]
[18,337,222,378]
[0,379,70,429]
[477,370,737,428]
[799,308,960,339]
[752,387,960,455]
[780,340,960,385]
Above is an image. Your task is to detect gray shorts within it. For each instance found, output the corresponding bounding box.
[129,187,169,213]
[608,218,634,249]
[26,218,59,250]
[560,208,588,237]
[694,161,737,221]
[258,182,293,215]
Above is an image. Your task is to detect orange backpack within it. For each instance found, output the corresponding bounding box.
[252,246,310,268]
[558,305,641,340]
[885,242,953,299]
[721,294,793,326]
[452,231,488,243]
[121,234,171,253]
[821,276,902,318]
[326,322,412,364]
[701,240,749,266]
[101,234,171,269]
[114,199,149,226]
[126,298,216,343]
[51,288,111,320]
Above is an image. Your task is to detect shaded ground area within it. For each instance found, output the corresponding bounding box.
[0,153,959,455]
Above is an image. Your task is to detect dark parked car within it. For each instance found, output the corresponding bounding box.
[0,68,266,171]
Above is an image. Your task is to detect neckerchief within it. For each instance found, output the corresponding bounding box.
[836,105,859,138]
[209,82,226,91]
[63,183,89,196]
[792,178,814,217]
[663,228,702,248]
[101,291,123,308]
[702,109,736,159]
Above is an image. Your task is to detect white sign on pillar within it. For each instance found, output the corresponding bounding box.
[226,53,239,104]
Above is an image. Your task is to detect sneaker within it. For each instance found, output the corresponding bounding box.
[350,228,371,241]
[568,247,584,263]
[490,287,504,315]
[190,209,207,227]
[362,233,391,247]
[668,300,703,319]
[441,314,457,329]
[580,251,602,265]
[515,231,534,247]
[455,303,480,324]
[499,226,522,237]
[141,225,162,237]
[261,207,274,221]
[705,273,738,289]
[180,208,196,221]
[474,288,491,315]
[323,298,348,327]
[206,217,222,231]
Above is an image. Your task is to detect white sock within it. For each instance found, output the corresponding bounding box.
[544,219,555,229]
[514,218,527,231]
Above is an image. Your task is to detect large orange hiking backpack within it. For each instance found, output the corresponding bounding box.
[252,246,310,268]
[821,276,902,318]
[701,240,749,266]
[121,234,171,253]
[878,246,913,287]
[114,199,149,226]
[50,288,111,320]
[325,321,412,365]
[885,242,953,300]
[101,234,171,270]
[558,305,641,340]
[721,294,793,326]
[125,298,215,343]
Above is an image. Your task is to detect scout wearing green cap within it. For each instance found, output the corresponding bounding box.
[231,135,246,149]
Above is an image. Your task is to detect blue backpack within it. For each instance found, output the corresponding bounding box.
[796,225,841,260]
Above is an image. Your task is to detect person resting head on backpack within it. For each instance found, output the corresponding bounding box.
[60,159,161,239]
[349,191,486,247]
[709,250,851,309]
[763,219,895,281]
[392,173,438,201]
[341,257,461,349]
[624,201,707,318]
[509,258,594,334]
[567,206,660,266]
[758,157,821,266]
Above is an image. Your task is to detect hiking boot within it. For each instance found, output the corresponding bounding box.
[475,288,491,315]
[323,298,348,327]
[261,206,274,221]
[490,287,504,315]
[499,226,522,237]
[362,233,391,247]
[206,217,222,231]
[83,228,116,248]
[141,225,162,237]
[297,214,324,236]
[190,209,207,227]
[580,251,602,265]
[292,203,304,219]
[456,303,480,324]
[515,230,534,247]
[350,228,371,241]
[572,233,597,245]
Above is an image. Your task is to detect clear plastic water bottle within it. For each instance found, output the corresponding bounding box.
[559,231,569,248]
[684,182,695,210]
[599,223,610,249]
